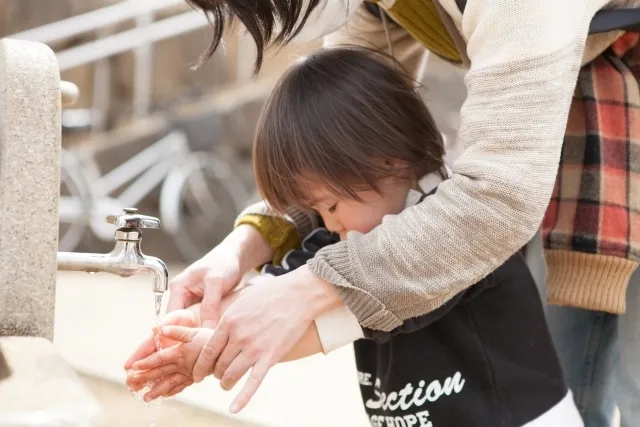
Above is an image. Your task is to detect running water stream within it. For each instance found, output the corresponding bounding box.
[127,291,167,426]
[154,291,164,320]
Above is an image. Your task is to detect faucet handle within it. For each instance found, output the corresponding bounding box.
[106,208,161,230]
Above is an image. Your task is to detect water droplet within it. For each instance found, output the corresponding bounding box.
[88,271,96,275]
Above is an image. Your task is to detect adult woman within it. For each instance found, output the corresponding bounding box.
[161,1,640,425]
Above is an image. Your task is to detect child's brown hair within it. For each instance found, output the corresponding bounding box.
[254,46,445,213]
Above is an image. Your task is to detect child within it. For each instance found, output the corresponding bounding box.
[126,46,583,427]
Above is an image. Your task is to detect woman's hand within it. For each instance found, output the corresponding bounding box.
[190,265,343,414]
[167,224,273,328]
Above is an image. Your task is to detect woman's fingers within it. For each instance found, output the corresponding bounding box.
[127,364,180,384]
[213,343,242,380]
[132,346,182,371]
[219,351,253,391]
[166,268,202,313]
[192,328,229,383]
[200,273,227,328]
[229,358,273,414]
[144,373,190,402]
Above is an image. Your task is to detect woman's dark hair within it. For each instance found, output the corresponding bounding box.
[254,46,445,213]
[186,0,320,73]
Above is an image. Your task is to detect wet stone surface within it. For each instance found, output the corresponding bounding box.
[80,374,256,427]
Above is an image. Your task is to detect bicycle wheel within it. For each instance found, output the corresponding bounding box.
[58,153,91,251]
[160,153,250,262]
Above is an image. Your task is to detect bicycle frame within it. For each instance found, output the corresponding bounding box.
[96,132,189,203]
[59,131,191,239]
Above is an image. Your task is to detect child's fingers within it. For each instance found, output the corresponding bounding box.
[124,335,158,370]
[160,325,199,343]
[143,373,190,402]
[126,377,145,392]
[166,379,194,397]
[157,309,199,328]
[128,364,180,384]
[132,346,181,371]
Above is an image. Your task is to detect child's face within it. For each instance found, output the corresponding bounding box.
[307,177,413,241]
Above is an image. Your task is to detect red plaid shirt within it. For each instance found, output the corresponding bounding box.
[542,33,640,314]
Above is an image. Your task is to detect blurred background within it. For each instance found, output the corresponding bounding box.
[2,3,368,427]
[3,0,320,263]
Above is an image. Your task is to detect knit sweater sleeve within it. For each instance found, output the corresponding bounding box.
[306,0,611,332]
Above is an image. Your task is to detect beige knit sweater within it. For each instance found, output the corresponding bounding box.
[241,0,640,332]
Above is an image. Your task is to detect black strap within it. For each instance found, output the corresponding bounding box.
[455,0,640,34]
[364,1,385,21]
[417,186,438,204]
[590,9,640,34]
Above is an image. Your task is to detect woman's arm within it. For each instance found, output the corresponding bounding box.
[306,0,611,331]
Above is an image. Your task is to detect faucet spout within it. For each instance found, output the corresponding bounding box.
[57,209,169,296]
[142,256,169,294]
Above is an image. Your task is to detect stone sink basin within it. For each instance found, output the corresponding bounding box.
[80,374,254,427]
[0,337,103,427]
[0,337,253,427]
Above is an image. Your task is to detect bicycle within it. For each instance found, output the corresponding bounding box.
[58,108,250,262]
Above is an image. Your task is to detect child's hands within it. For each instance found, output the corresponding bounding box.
[124,289,247,402]
[125,308,201,368]
[124,308,201,399]
[127,326,212,401]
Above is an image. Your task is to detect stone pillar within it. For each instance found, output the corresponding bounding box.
[0,38,61,340]
[0,347,9,381]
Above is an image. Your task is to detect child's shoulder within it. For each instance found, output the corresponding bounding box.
[261,228,339,277]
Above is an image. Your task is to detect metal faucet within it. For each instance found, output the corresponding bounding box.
[57,208,169,295]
